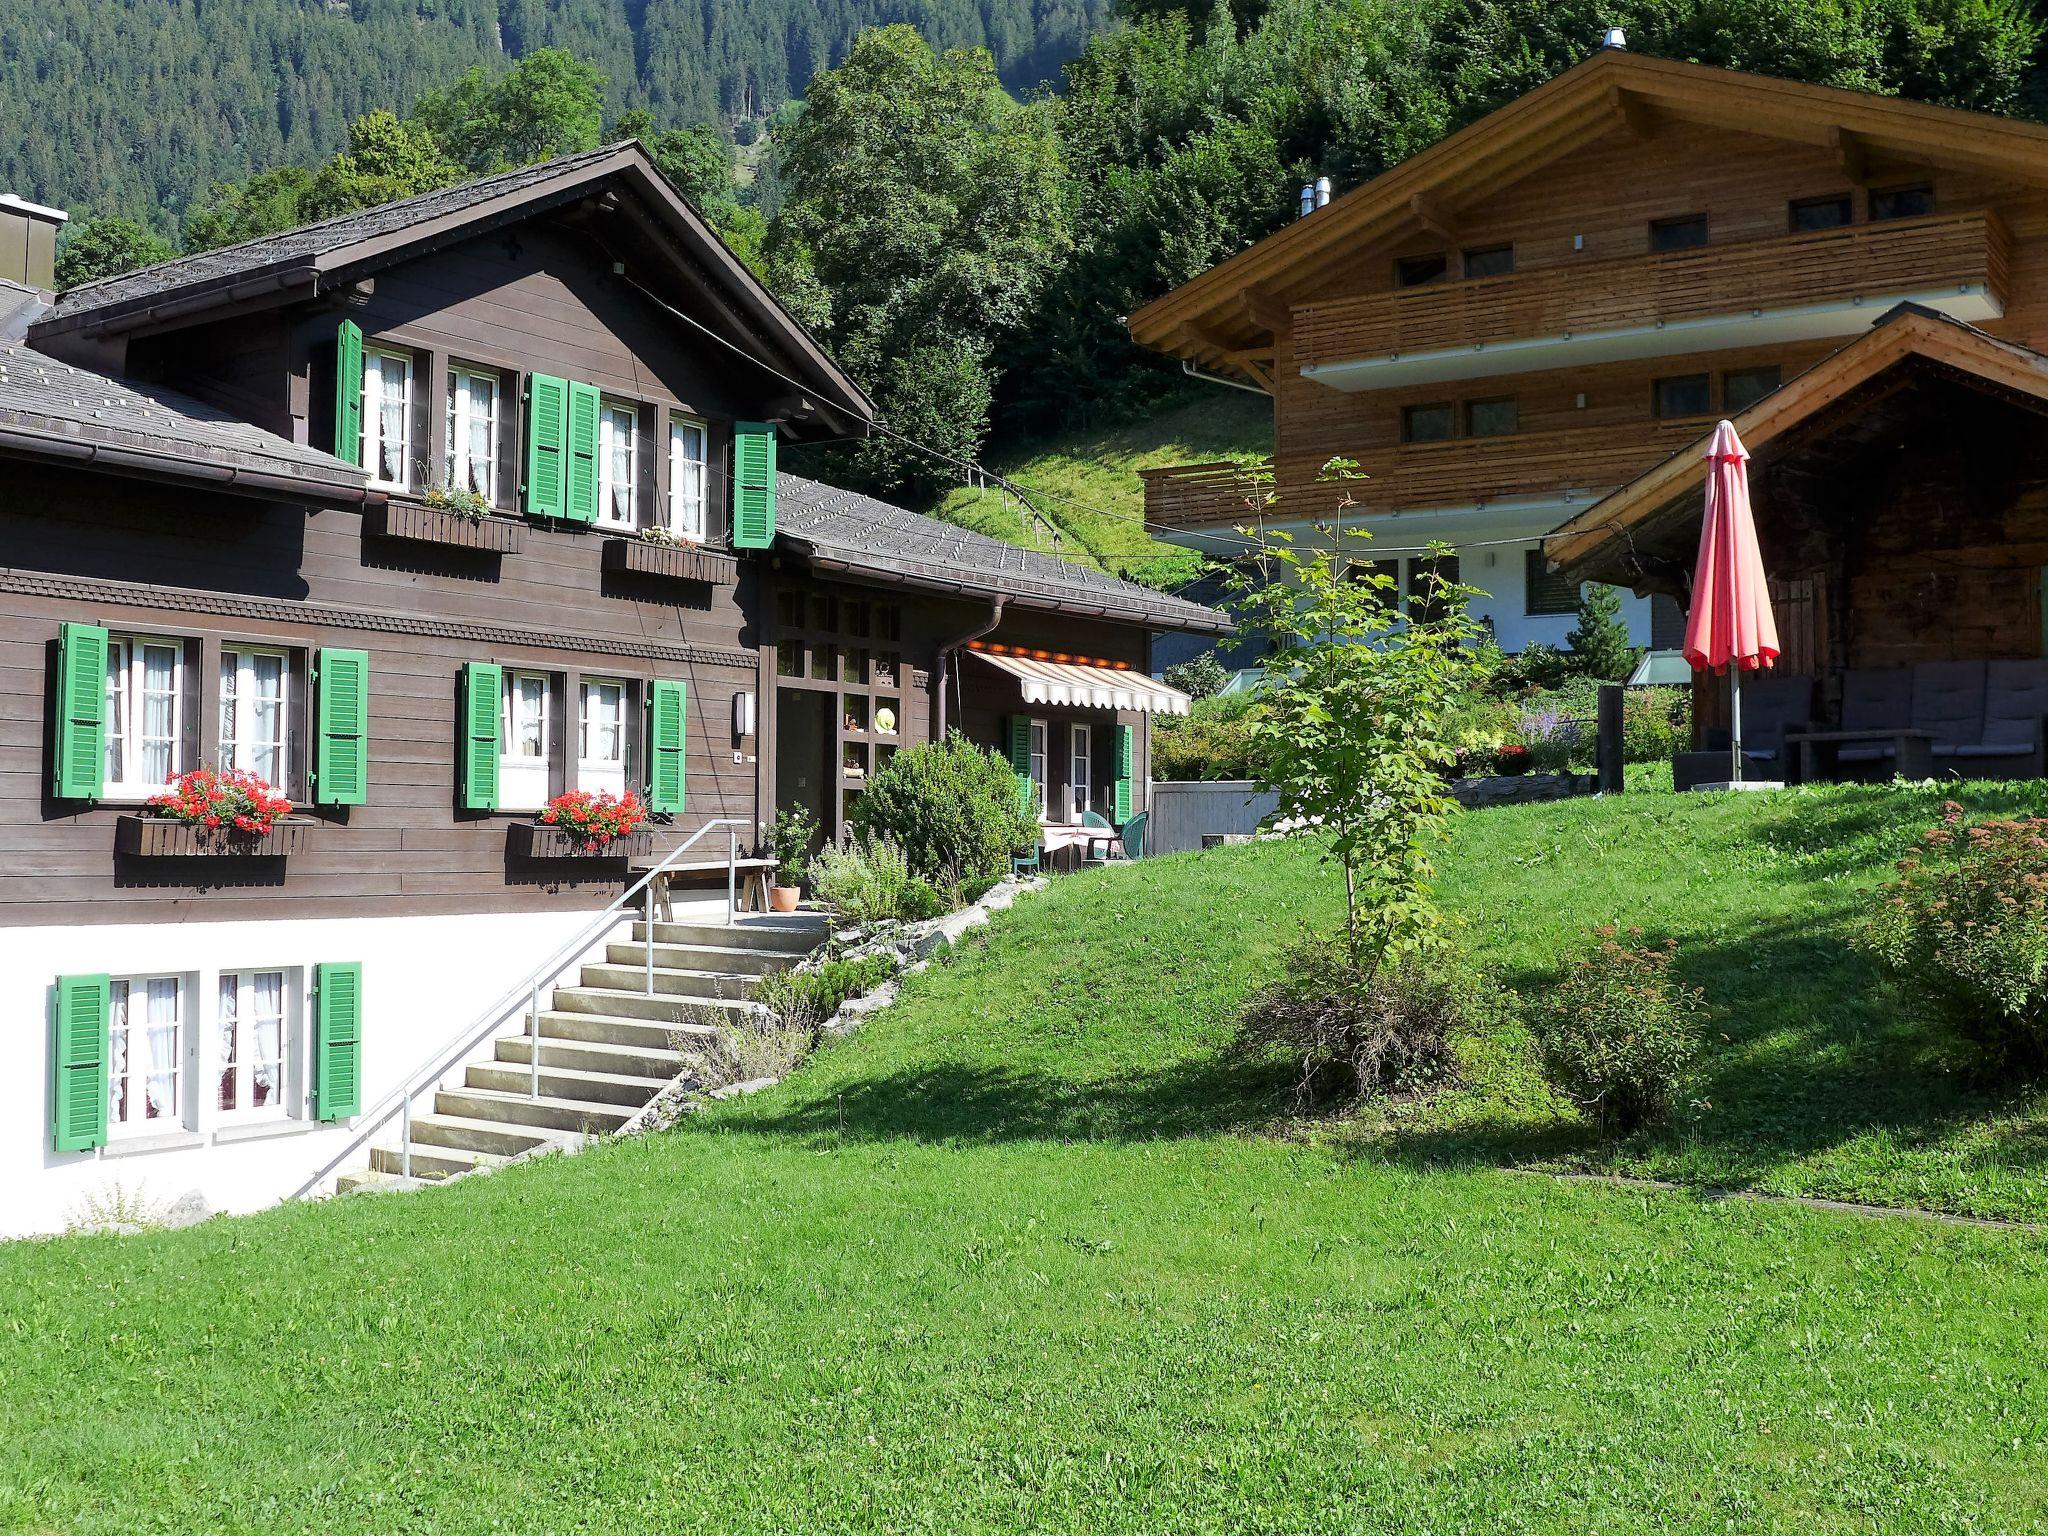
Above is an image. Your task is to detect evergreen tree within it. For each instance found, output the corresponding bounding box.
[1565,584,1636,682]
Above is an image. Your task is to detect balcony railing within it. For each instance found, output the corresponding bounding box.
[1291,210,2011,374]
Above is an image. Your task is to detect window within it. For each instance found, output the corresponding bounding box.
[1462,244,1514,278]
[1027,720,1048,821]
[217,969,289,1116]
[1070,723,1093,822]
[1407,554,1461,625]
[1349,557,1401,608]
[1724,366,1782,413]
[1467,397,1518,437]
[578,677,628,797]
[1649,214,1709,252]
[597,401,639,528]
[1871,183,1934,221]
[218,647,288,789]
[1395,253,1448,288]
[501,671,552,811]
[105,635,187,795]
[1402,402,1457,443]
[445,365,499,501]
[1789,195,1852,232]
[1654,374,1713,418]
[109,975,185,1133]
[1525,549,1580,616]
[362,349,413,490]
[668,417,708,541]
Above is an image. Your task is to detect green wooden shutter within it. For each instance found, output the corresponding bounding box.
[53,621,107,802]
[1113,724,1135,823]
[334,319,363,467]
[648,679,687,813]
[524,374,568,519]
[313,961,363,1121]
[1005,715,1035,816]
[461,662,501,811]
[731,423,776,549]
[564,381,601,524]
[51,973,109,1153]
[312,647,369,806]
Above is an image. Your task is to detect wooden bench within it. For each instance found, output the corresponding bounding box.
[629,856,777,918]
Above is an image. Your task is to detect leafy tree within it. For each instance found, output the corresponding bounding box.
[53,216,175,289]
[299,112,460,221]
[1163,652,1230,699]
[184,168,317,252]
[1564,583,1635,682]
[415,50,608,173]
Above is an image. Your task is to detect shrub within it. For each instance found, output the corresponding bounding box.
[1516,704,1582,773]
[1622,685,1690,764]
[766,806,817,887]
[1237,931,1484,1109]
[1485,642,1573,697]
[808,837,948,925]
[1534,929,1703,1135]
[1162,651,1230,700]
[849,733,1035,887]
[1858,802,2048,1065]
[1564,583,1636,682]
[1153,690,1265,780]
[758,952,900,1023]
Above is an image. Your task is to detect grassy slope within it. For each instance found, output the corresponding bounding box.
[928,390,1271,590]
[4,792,2048,1532]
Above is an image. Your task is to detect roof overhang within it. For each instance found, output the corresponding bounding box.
[971,648,1193,714]
[0,421,376,503]
[1130,50,2048,375]
[1544,304,2048,583]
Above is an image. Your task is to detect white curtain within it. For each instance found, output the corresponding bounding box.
[251,653,283,785]
[217,973,239,1110]
[142,645,177,784]
[143,977,178,1121]
[252,970,283,1107]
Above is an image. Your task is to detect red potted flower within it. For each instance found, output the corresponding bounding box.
[533,790,649,854]
[1493,744,1533,777]
[147,767,293,836]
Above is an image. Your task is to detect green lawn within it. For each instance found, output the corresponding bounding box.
[4,786,2048,1533]
[927,389,1270,590]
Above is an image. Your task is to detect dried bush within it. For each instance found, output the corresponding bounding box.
[1534,929,1702,1135]
[1858,802,2048,1066]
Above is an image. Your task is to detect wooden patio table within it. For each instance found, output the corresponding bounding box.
[1786,728,1936,783]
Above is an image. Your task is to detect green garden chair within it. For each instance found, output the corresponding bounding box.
[1081,809,1115,862]
[1012,842,1042,877]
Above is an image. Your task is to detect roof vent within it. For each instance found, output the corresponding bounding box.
[1297,176,1332,219]
[1600,26,1628,48]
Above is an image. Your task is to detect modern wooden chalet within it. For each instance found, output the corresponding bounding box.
[1129,44,2048,655]
[0,147,1225,1234]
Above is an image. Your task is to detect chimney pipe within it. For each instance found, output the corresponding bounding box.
[1600,26,1628,48]
[0,194,67,293]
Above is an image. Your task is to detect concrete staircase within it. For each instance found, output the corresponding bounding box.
[338,915,825,1194]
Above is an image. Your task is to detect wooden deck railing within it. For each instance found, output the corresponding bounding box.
[1291,210,2011,369]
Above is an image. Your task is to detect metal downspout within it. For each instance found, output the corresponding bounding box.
[934,597,1006,740]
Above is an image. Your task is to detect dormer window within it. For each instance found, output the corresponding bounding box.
[597,400,638,529]
[445,364,499,502]
[668,416,708,541]
[361,348,413,491]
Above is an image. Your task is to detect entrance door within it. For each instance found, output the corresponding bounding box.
[775,689,833,841]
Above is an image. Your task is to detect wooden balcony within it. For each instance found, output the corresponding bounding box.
[1143,421,1714,531]
[1292,211,2011,388]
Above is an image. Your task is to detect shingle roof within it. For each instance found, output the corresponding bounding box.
[47,146,624,324]
[0,343,367,494]
[775,474,1231,635]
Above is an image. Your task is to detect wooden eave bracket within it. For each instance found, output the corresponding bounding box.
[1238,285,1291,336]
[1828,126,1869,186]
[1408,192,1458,243]
[1606,85,1653,141]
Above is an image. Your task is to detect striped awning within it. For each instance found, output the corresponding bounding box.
[973,651,1192,715]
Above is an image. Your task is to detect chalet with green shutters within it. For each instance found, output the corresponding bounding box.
[0,151,1226,1235]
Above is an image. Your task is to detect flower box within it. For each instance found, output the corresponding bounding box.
[509,822,655,861]
[116,815,308,858]
[364,498,522,553]
[601,537,738,586]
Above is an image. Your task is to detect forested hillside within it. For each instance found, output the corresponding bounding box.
[0,0,1106,230]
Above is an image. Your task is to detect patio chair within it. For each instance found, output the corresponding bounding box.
[1082,811,1149,865]
[1011,842,1042,877]
[1953,659,2048,777]
[1913,659,1987,760]
[1081,808,1115,861]
[1835,666,1914,764]
[1674,673,1813,789]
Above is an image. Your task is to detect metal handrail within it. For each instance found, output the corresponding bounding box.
[293,816,750,1197]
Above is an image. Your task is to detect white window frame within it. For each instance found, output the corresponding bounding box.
[1027,719,1049,822]
[214,967,298,1123]
[218,645,290,791]
[577,676,629,798]
[667,416,708,541]
[105,633,188,799]
[1070,723,1093,823]
[501,670,552,812]
[445,363,499,502]
[362,348,414,492]
[597,399,639,530]
[108,974,191,1136]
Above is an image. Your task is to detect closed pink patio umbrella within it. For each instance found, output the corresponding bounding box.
[1683,420,1779,784]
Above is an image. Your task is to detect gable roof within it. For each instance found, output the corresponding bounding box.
[33,142,874,437]
[0,342,368,501]
[1130,49,2048,369]
[1544,303,2048,580]
[775,474,1233,634]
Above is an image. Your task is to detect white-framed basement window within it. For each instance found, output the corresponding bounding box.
[597,400,639,529]
[1027,718,1049,822]
[446,363,499,502]
[215,968,296,1120]
[219,646,288,789]
[109,974,189,1135]
[363,348,414,491]
[578,677,628,797]
[667,416,708,541]
[501,670,552,812]
[105,634,188,797]
[1070,723,1093,823]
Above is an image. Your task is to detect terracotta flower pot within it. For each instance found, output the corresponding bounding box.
[769,884,801,913]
